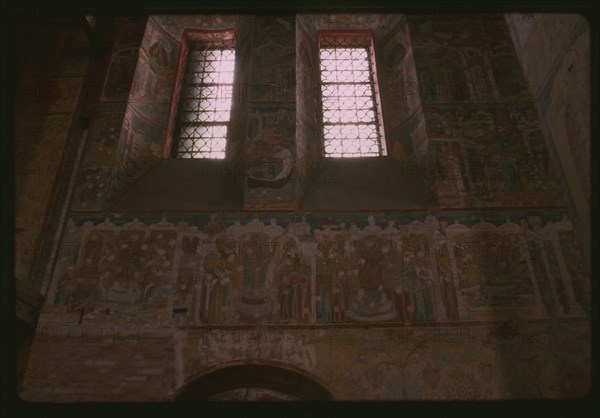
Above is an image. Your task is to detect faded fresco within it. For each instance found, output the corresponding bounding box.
[244,104,297,208]
[178,318,590,400]
[377,18,426,161]
[387,110,428,161]
[70,19,156,212]
[112,108,164,196]
[153,15,245,41]
[106,18,178,201]
[300,14,403,41]
[242,16,298,208]
[71,103,127,211]
[295,18,320,178]
[101,48,140,102]
[421,105,565,207]
[132,17,178,108]
[46,212,589,325]
[407,14,531,104]
[403,15,565,208]
[19,14,592,403]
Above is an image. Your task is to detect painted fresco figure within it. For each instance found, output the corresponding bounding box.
[332,271,347,322]
[106,275,142,308]
[499,157,520,192]
[237,238,272,322]
[396,261,435,320]
[276,242,310,322]
[393,282,413,322]
[279,269,294,320]
[411,278,434,320]
[440,271,459,320]
[447,155,466,192]
[317,259,336,322]
[519,150,540,190]
[293,271,310,321]
[201,236,237,323]
[141,232,176,308]
[78,163,111,209]
[144,281,169,305]
[71,274,97,313]
[53,265,78,308]
[206,267,233,323]
[242,245,266,293]
[119,231,146,280]
[316,242,346,323]
[359,243,385,290]
[276,243,310,322]
[147,41,171,98]
[347,237,396,322]
[69,232,107,312]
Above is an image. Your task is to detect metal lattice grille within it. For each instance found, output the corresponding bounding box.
[173,46,235,159]
[319,42,383,158]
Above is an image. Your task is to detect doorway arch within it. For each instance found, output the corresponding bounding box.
[174,361,335,401]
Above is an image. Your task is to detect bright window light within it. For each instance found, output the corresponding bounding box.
[174,47,235,159]
[319,42,384,158]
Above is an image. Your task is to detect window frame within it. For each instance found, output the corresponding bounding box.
[164,29,237,160]
[317,30,388,158]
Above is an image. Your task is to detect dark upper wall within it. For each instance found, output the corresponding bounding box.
[15,21,92,288]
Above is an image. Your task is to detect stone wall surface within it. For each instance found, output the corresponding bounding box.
[17,13,591,402]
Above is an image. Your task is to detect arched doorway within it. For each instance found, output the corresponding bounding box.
[175,363,334,401]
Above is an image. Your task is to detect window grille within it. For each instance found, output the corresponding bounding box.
[319,34,385,157]
[172,46,235,159]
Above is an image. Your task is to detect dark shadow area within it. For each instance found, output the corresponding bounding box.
[300,157,438,210]
[109,159,243,212]
[175,364,334,401]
